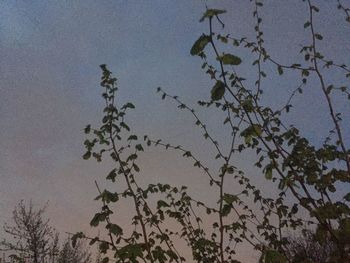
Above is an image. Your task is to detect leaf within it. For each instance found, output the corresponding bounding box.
[223,193,238,204]
[265,166,273,180]
[304,21,311,28]
[117,244,143,260]
[261,250,287,263]
[251,124,262,136]
[219,54,242,65]
[95,190,119,203]
[277,66,283,75]
[315,33,323,40]
[84,125,91,134]
[133,163,140,172]
[240,124,262,144]
[83,151,91,160]
[71,232,84,248]
[157,200,170,209]
[107,223,123,236]
[90,213,106,227]
[199,9,226,22]
[127,135,138,141]
[127,154,138,161]
[99,242,109,254]
[90,213,100,227]
[122,102,135,109]
[120,122,130,131]
[221,204,231,216]
[135,144,144,151]
[190,35,211,56]
[106,169,117,182]
[244,135,252,144]
[89,237,99,246]
[311,5,319,12]
[211,81,225,101]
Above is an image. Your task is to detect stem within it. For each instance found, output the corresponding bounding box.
[106,83,155,263]
[218,171,225,263]
[307,0,350,175]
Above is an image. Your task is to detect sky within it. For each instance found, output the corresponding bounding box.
[1,1,349,262]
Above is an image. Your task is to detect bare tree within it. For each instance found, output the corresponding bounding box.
[1,201,59,263]
[284,229,335,263]
[58,238,91,263]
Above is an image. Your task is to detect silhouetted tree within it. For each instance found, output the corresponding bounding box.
[1,201,58,263]
[285,229,335,263]
[58,238,91,263]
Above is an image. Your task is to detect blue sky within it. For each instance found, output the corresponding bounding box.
[1,1,349,262]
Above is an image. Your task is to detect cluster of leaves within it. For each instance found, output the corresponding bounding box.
[77,1,350,263]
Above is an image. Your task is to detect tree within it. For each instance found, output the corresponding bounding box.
[285,229,335,263]
[1,201,59,263]
[58,238,91,263]
[77,1,350,263]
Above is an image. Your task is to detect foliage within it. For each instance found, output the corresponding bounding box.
[1,201,59,263]
[78,1,350,262]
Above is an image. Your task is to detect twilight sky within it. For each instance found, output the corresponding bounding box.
[1,1,349,262]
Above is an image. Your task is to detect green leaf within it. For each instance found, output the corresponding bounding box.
[219,54,242,65]
[90,213,106,227]
[304,21,311,28]
[107,223,123,236]
[122,102,135,109]
[241,124,262,143]
[251,124,262,136]
[89,237,99,246]
[84,125,91,134]
[90,214,100,227]
[211,81,225,101]
[120,122,130,131]
[261,250,287,263]
[106,169,117,182]
[166,250,179,261]
[221,204,231,216]
[133,163,140,172]
[99,242,109,254]
[127,153,137,161]
[265,166,273,180]
[117,244,143,260]
[244,135,252,144]
[135,144,144,151]
[95,190,119,203]
[315,33,323,40]
[199,9,226,22]
[190,35,211,56]
[277,66,283,75]
[83,151,91,160]
[71,232,84,248]
[242,99,254,112]
[127,135,138,141]
[157,200,170,209]
[223,193,238,204]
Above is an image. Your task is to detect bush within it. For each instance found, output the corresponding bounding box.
[76,2,350,262]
